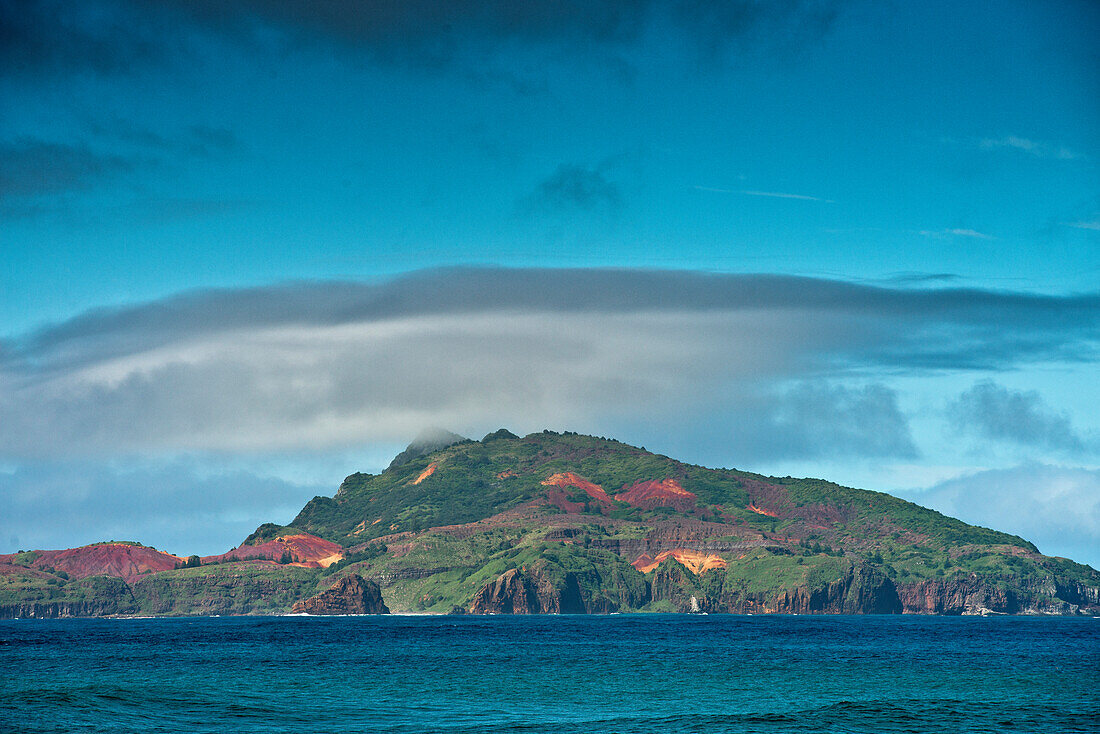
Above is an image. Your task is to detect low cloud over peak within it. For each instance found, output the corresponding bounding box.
[2,268,1096,462]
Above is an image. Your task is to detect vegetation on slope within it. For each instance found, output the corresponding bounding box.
[3,429,1096,617]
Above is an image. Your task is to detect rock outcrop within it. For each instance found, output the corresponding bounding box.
[898,578,1016,615]
[469,566,586,614]
[744,565,900,615]
[897,576,1100,615]
[649,561,902,614]
[290,574,389,615]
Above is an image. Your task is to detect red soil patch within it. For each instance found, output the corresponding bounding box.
[615,479,697,512]
[496,470,517,479]
[632,549,728,575]
[203,533,345,569]
[542,472,614,505]
[0,544,182,583]
[412,462,439,485]
[543,488,587,514]
[746,504,780,518]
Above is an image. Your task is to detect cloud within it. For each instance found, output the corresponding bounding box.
[0,138,137,197]
[0,268,1096,460]
[880,272,962,286]
[945,228,993,239]
[948,380,1089,454]
[1,1,851,80]
[694,186,833,202]
[979,136,1081,161]
[918,228,995,240]
[727,382,918,461]
[0,126,240,214]
[904,465,1100,568]
[523,164,622,213]
[0,0,170,79]
[1067,221,1100,231]
[740,190,833,203]
[0,460,324,556]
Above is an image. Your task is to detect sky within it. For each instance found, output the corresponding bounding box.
[1,0,1098,565]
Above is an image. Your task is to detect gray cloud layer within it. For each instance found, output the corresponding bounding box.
[949,380,1089,454]
[2,268,1096,461]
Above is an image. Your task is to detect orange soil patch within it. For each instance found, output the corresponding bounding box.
[632,549,728,575]
[412,462,439,485]
[542,472,614,505]
[615,479,697,512]
[746,504,780,518]
[203,533,345,569]
[0,543,184,583]
[350,517,384,536]
[496,470,518,479]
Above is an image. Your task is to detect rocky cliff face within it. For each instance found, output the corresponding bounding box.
[0,575,138,619]
[290,574,389,615]
[130,565,318,615]
[898,578,1015,615]
[471,559,905,615]
[897,577,1100,615]
[0,598,137,619]
[650,563,902,614]
[469,566,586,614]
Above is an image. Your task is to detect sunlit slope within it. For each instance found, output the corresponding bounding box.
[292,429,1033,553]
[3,429,1095,617]
[283,429,1097,615]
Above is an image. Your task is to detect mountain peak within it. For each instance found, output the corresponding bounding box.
[482,428,519,442]
[387,428,468,470]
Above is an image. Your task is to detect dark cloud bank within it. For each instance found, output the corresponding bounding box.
[1,268,1096,462]
[1,0,850,80]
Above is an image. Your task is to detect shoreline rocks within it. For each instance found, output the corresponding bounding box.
[290,574,389,615]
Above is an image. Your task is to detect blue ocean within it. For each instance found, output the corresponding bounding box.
[1,615,1097,733]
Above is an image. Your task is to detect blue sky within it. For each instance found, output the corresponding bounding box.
[1,1,1098,564]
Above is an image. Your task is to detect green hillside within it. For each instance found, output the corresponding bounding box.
[2,429,1097,617]
[294,429,1033,556]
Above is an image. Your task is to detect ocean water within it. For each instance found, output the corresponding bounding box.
[1,615,1096,733]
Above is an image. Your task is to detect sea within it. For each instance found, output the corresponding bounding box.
[1,615,1097,733]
